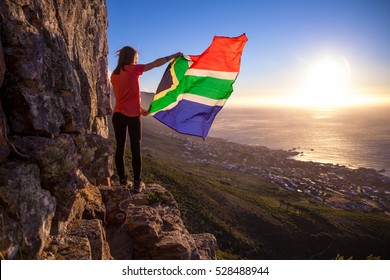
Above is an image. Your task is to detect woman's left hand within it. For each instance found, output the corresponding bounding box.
[141,108,149,116]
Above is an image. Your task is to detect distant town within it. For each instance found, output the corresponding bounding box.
[161,132,390,214]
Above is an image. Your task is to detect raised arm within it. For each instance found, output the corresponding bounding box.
[144,52,183,72]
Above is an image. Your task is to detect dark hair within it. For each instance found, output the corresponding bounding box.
[113,46,137,74]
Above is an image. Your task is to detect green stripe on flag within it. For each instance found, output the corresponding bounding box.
[181,75,235,99]
[149,75,235,113]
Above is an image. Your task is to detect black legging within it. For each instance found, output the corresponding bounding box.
[112,112,142,182]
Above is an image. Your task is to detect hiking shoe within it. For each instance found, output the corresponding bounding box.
[119,176,132,188]
[133,180,145,193]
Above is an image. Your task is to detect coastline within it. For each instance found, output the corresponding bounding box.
[209,105,390,178]
[139,93,390,214]
[145,124,390,214]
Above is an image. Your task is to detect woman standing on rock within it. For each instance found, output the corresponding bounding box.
[111,46,182,192]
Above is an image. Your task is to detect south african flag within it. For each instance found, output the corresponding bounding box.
[148,34,248,139]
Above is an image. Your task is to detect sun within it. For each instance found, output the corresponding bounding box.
[299,56,352,107]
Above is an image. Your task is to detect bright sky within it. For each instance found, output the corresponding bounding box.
[106,0,390,108]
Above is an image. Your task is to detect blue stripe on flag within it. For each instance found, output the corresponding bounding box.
[153,99,223,139]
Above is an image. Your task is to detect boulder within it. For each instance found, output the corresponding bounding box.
[148,230,197,260]
[0,161,56,259]
[49,169,90,235]
[125,205,163,246]
[43,235,92,260]
[192,233,217,260]
[80,184,106,221]
[100,184,217,260]
[67,219,111,260]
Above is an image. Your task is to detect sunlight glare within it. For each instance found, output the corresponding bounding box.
[299,56,352,107]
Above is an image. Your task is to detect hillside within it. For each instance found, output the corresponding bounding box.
[110,92,390,259]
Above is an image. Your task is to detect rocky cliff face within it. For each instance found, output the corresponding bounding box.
[0,0,216,260]
[0,0,110,138]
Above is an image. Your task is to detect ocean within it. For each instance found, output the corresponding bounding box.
[209,105,390,177]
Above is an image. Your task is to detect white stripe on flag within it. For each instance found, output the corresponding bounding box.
[183,93,227,106]
[150,93,227,115]
[185,69,238,80]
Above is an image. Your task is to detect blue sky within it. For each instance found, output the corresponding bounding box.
[106,0,390,107]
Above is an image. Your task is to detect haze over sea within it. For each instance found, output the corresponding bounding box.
[210,104,390,177]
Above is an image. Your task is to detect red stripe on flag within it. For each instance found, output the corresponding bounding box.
[189,34,248,72]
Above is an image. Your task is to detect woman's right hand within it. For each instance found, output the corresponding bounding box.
[174,52,183,58]
[168,52,183,60]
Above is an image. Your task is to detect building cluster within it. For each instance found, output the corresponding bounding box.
[175,134,390,214]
